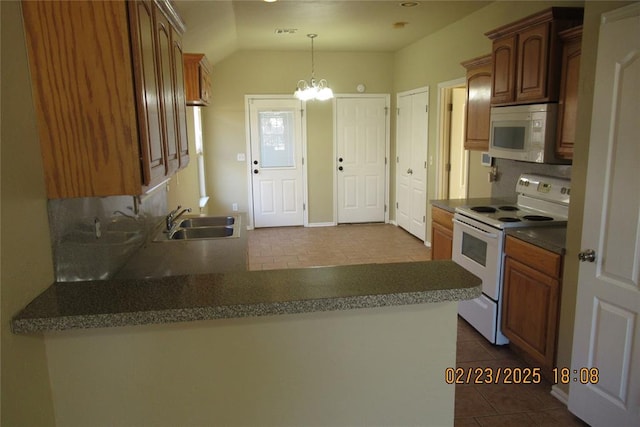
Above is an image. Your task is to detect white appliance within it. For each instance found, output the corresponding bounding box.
[452,173,571,344]
[489,103,570,164]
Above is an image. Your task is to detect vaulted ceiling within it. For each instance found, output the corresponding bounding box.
[173,0,492,64]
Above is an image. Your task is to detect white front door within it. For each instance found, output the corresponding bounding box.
[568,5,640,427]
[335,96,388,223]
[396,88,428,241]
[248,98,305,228]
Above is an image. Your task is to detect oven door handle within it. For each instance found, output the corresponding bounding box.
[453,218,499,239]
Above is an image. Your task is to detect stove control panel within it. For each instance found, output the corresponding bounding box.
[517,173,571,205]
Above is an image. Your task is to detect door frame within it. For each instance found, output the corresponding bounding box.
[244,95,308,230]
[435,77,468,199]
[332,93,391,224]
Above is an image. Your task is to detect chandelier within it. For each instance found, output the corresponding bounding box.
[294,34,334,101]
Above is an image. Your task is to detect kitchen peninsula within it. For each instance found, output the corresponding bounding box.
[13,226,480,426]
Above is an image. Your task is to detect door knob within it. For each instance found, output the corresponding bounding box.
[253,169,259,174]
[253,160,258,165]
[578,249,596,262]
[338,157,343,163]
[407,168,413,174]
[338,166,343,171]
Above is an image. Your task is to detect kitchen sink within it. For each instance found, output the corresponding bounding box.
[153,215,241,242]
[170,226,235,240]
[179,216,235,228]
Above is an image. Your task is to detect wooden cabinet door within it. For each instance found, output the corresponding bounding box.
[556,26,582,160]
[172,31,190,168]
[491,35,516,104]
[462,55,492,150]
[516,23,551,103]
[431,223,453,260]
[502,256,560,367]
[155,11,179,177]
[129,0,166,186]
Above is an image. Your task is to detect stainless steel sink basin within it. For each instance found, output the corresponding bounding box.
[152,215,241,242]
[179,216,235,228]
[170,226,235,240]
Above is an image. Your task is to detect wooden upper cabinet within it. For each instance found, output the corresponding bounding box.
[461,54,492,150]
[129,0,166,186]
[516,22,551,103]
[486,7,583,106]
[556,26,582,160]
[184,53,212,106]
[490,36,516,105]
[173,36,190,167]
[21,0,187,198]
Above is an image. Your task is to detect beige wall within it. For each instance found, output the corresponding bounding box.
[1,2,56,425]
[196,50,395,223]
[44,303,458,426]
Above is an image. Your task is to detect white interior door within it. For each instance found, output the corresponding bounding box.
[449,88,469,199]
[568,5,640,427]
[396,88,428,240]
[249,98,305,228]
[335,96,388,223]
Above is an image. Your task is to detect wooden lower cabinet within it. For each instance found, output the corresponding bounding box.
[431,207,454,260]
[502,236,562,376]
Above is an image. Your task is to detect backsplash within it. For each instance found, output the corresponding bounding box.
[490,158,572,198]
[48,188,168,282]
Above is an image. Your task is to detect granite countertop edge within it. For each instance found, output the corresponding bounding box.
[11,287,479,334]
[12,261,481,334]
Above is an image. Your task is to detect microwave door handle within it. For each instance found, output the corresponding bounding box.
[453,218,499,239]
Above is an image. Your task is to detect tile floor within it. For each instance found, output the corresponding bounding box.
[246,223,588,426]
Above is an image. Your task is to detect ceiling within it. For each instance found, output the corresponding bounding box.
[172,0,492,64]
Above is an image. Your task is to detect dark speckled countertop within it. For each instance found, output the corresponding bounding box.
[12,261,481,334]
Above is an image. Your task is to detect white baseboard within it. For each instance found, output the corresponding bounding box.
[550,385,569,405]
[307,222,337,228]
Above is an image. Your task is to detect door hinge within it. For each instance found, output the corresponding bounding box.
[385,157,387,165]
[397,107,400,116]
[423,216,426,223]
[397,156,400,163]
[384,106,389,116]
[447,103,453,112]
[396,202,399,209]
[424,161,427,169]
[301,109,304,118]
[384,204,387,213]
[303,203,306,211]
[425,105,429,113]
[446,163,451,172]
[302,157,305,165]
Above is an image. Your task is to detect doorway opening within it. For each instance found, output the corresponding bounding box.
[436,78,469,200]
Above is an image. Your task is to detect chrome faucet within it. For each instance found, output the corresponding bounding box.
[166,206,191,231]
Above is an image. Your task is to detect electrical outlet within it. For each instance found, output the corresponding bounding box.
[232,203,238,211]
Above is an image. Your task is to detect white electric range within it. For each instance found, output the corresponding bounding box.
[452,173,570,344]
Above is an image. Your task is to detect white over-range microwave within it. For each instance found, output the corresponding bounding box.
[489,103,570,164]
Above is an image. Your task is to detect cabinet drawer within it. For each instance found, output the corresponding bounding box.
[432,207,454,230]
[505,235,562,277]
